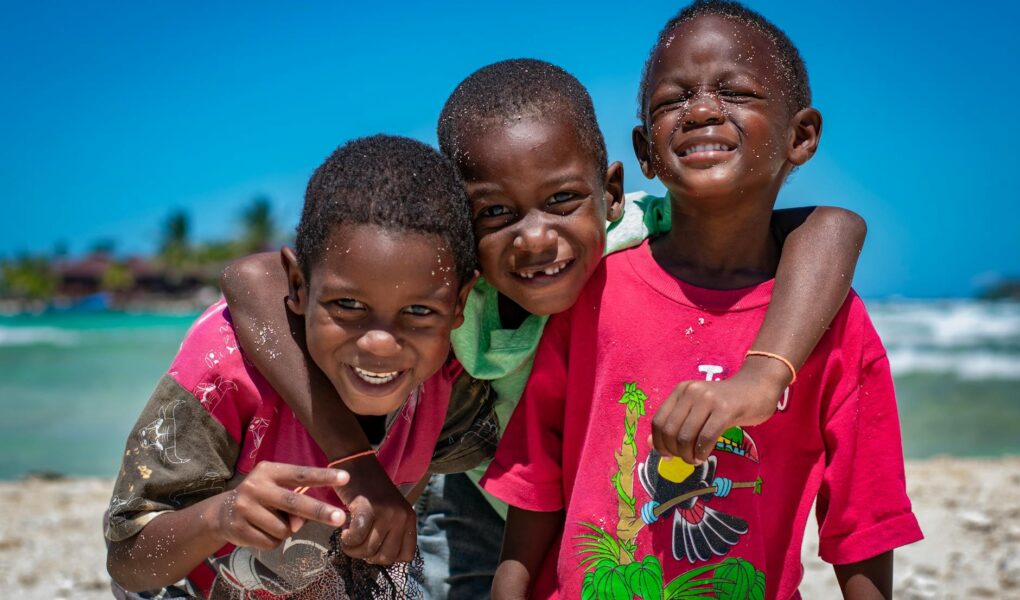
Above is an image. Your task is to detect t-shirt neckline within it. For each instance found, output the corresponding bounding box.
[625,239,775,311]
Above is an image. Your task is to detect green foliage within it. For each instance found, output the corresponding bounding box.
[663,563,721,599]
[240,195,275,253]
[619,382,648,415]
[576,522,629,569]
[611,470,636,512]
[713,558,766,600]
[159,209,191,268]
[625,555,665,600]
[1,256,57,299]
[100,262,134,292]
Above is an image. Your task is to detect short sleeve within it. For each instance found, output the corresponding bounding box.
[105,304,252,542]
[815,308,923,564]
[605,192,672,254]
[105,374,239,542]
[480,312,571,512]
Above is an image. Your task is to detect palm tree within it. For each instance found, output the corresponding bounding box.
[240,195,275,253]
[159,209,190,268]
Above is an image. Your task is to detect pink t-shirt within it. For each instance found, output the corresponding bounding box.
[482,241,922,600]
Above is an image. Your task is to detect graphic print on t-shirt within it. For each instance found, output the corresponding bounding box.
[575,382,767,600]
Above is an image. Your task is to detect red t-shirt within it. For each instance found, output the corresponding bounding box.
[482,241,922,600]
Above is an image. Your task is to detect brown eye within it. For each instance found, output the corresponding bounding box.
[334,298,365,310]
[478,205,512,219]
[403,305,435,317]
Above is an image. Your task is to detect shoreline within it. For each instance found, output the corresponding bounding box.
[2,457,1018,599]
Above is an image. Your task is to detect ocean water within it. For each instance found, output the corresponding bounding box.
[1,300,1018,479]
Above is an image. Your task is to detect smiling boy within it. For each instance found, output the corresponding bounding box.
[105,136,475,598]
[482,3,922,599]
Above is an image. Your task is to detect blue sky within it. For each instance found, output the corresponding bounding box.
[1,0,1017,298]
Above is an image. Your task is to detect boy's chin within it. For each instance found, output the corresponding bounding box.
[512,288,583,317]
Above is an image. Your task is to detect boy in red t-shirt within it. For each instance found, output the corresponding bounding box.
[482,3,922,599]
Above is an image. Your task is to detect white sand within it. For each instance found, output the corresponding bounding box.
[2,457,1019,599]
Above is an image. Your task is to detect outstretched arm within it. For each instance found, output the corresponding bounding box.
[652,207,867,463]
[220,253,417,565]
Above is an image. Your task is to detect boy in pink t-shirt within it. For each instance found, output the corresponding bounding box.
[482,3,922,599]
[105,136,477,598]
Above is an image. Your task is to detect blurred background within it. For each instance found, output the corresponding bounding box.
[0,0,1018,597]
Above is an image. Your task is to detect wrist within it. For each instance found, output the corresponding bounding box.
[330,454,391,503]
[740,354,793,391]
[203,492,234,545]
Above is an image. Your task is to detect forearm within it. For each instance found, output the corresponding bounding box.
[754,206,866,369]
[493,506,563,600]
[220,253,372,458]
[107,494,225,592]
[834,551,893,599]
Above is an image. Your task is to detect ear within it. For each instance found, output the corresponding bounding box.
[280,247,308,316]
[787,107,822,166]
[452,270,479,330]
[632,125,656,180]
[603,161,625,223]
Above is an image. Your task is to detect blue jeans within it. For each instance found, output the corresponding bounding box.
[414,473,505,599]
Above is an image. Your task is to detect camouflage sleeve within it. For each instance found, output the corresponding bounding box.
[105,373,239,542]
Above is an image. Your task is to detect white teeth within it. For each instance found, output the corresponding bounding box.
[683,143,731,156]
[516,261,568,279]
[352,366,400,385]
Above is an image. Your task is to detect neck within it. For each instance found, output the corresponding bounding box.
[653,190,779,290]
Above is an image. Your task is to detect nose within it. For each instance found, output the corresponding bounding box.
[356,329,402,358]
[512,212,559,256]
[682,90,725,130]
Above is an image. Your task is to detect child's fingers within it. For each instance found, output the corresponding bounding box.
[675,401,712,465]
[288,513,306,534]
[650,387,683,457]
[396,516,417,563]
[343,524,385,560]
[224,502,291,550]
[368,528,401,566]
[262,462,350,489]
[339,502,374,549]
[693,412,728,464]
[263,486,346,527]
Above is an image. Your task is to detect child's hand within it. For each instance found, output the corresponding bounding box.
[211,461,350,551]
[331,455,417,566]
[650,361,789,464]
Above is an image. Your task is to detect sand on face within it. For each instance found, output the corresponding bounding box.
[2,458,1019,599]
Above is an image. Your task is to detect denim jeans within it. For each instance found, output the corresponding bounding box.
[414,473,505,599]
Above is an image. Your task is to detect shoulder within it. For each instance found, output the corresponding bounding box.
[823,290,888,365]
[168,301,265,418]
[606,191,671,253]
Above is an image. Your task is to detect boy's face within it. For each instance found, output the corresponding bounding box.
[286,224,472,416]
[634,15,814,203]
[457,118,623,316]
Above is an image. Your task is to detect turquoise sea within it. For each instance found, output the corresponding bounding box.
[1,300,1019,479]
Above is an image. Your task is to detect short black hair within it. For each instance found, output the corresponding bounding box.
[295,135,476,284]
[637,0,811,123]
[437,59,608,176]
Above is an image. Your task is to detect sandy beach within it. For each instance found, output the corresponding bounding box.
[2,457,1018,599]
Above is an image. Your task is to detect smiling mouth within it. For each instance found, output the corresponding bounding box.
[680,143,736,157]
[351,366,403,385]
[513,258,574,280]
